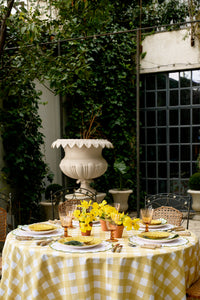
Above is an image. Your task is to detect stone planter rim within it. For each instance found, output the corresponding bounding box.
[187,189,200,194]
[109,189,133,194]
[51,139,113,149]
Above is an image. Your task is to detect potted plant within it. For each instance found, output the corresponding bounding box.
[109,159,133,212]
[97,200,117,231]
[188,172,200,212]
[52,109,113,202]
[40,183,63,220]
[106,206,139,238]
[73,200,99,236]
[44,183,63,201]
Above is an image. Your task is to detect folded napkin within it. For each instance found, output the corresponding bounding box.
[173,226,185,231]
[177,231,191,236]
[141,244,162,249]
[16,236,33,241]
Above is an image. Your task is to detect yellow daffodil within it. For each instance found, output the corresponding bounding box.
[73,209,80,219]
[109,211,140,231]
[79,222,92,233]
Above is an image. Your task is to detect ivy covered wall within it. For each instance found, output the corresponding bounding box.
[0,0,199,224]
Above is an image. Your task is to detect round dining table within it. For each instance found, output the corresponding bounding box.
[0,222,199,300]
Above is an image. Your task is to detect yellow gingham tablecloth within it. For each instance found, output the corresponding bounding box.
[0,225,199,300]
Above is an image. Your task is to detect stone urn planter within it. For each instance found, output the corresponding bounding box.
[188,172,200,212]
[109,189,133,212]
[187,190,200,212]
[52,139,113,198]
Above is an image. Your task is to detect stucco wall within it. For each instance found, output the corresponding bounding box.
[0,81,62,195]
[140,29,200,74]
[36,81,62,186]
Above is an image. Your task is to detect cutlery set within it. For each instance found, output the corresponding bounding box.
[112,243,123,252]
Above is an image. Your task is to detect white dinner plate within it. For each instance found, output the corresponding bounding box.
[58,237,102,249]
[20,224,59,235]
[129,235,188,247]
[50,240,112,253]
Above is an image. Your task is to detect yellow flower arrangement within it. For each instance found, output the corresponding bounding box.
[110,211,140,231]
[73,200,99,233]
[73,199,139,233]
[98,200,117,220]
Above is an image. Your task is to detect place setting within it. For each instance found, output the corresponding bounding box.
[139,207,174,231]
[13,222,64,240]
[50,236,113,253]
[129,207,189,248]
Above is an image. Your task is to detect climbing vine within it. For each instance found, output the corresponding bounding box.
[0,0,199,225]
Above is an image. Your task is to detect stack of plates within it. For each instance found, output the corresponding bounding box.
[13,222,63,238]
[139,218,173,231]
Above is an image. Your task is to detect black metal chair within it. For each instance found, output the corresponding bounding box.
[145,193,191,229]
[0,192,14,233]
[50,187,97,219]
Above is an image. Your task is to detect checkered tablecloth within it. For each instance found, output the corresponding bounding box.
[0,225,199,300]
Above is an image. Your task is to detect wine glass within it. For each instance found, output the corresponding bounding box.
[69,204,77,228]
[113,203,120,212]
[140,207,153,232]
[105,216,119,242]
[59,207,73,237]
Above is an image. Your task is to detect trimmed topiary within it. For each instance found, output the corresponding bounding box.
[188,172,200,190]
[45,184,62,200]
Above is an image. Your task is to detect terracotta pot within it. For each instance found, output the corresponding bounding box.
[80,222,93,236]
[100,219,108,231]
[81,230,92,236]
[113,225,124,238]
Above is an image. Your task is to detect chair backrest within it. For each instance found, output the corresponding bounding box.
[50,187,97,219]
[0,207,7,242]
[0,192,14,231]
[145,193,191,228]
[153,206,183,226]
[0,192,11,212]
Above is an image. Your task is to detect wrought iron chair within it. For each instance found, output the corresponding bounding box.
[186,277,200,299]
[145,193,191,229]
[0,256,2,279]
[153,206,183,226]
[0,207,7,242]
[0,192,14,233]
[50,187,97,219]
[0,192,13,279]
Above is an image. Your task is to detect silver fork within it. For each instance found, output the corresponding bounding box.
[128,242,137,247]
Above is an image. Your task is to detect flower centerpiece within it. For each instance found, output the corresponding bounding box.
[97,200,139,235]
[97,200,117,231]
[109,211,140,238]
[110,211,139,231]
[73,200,99,235]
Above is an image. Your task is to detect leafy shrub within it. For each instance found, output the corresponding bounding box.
[188,173,200,190]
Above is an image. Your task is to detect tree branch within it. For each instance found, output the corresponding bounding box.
[0,0,15,58]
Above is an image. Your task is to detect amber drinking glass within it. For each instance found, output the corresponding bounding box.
[59,208,73,237]
[106,217,119,242]
[140,208,153,232]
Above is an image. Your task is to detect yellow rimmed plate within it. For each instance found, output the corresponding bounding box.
[137,231,179,243]
[140,218,167,229]
[21,223,59,235]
